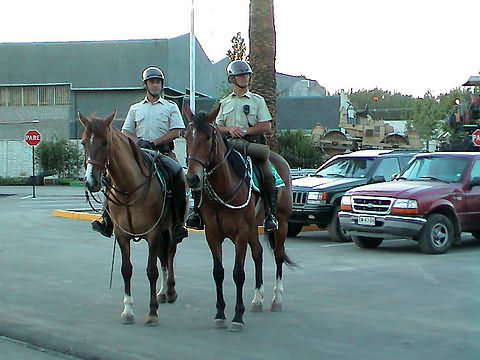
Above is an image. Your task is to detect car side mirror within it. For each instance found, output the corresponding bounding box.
[468,176,480,189]
[370,175,386,184]
[391,173,399,181]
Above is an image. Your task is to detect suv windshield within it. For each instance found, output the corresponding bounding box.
[401,156,469,183]
[316,157,374,178]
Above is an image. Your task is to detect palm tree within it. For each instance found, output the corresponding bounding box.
[249,0,277,150]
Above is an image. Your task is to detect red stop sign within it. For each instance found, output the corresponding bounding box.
[25,129,41,146]
[473,129,480,147]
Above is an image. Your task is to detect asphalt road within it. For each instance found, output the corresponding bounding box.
[1,185,479,360]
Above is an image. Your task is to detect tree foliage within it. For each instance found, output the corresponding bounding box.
[226,32,248,62]
[277,130,325,168]
[35,137,82,178]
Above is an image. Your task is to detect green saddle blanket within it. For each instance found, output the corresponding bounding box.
[251,160,285,193]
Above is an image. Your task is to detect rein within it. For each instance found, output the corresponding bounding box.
[188,124,253,209]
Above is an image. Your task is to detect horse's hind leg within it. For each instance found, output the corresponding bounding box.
[145,236,160,326]
[271,221,288,312]
[249,231,264,313]
[118,238,135,324]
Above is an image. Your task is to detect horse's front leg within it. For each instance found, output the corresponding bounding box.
[156,232,168,304]
[145,236,160,325]
[249,229,264,313]
[231,231,248,332]
[206,231,227,328]
[118,237,135,324]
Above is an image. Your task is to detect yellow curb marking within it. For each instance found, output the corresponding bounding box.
[52,210,320,234]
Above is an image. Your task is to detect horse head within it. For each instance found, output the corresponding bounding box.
[78,110,116,192]
[183,103,220,190]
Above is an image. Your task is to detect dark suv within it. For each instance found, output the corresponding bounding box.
[288,149,418,241]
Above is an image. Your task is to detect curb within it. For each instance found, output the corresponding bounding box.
[52,210,320,234]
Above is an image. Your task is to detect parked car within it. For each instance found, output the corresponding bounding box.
[339,152,480,254]
[288,149,418,240]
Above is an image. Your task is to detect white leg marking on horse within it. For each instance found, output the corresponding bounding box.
[158,267,168,296]
[252,285,264,305]
[122,295,134,315]
[272,278,284,305]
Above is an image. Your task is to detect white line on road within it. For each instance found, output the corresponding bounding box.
[21,195,33,199]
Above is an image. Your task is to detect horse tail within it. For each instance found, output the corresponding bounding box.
[264,231,296,268]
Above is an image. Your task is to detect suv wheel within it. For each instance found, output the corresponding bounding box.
[287,222,303,237]
[352,236,383,249]
[418,214,454,254]
[327,206,351,242]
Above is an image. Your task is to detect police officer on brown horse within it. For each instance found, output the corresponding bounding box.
[186,60,278,232]
[92,66,188,243]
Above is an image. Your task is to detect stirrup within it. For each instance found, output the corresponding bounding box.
[91,219,113,238]
[263,215,278,232]
[186,212,204,230]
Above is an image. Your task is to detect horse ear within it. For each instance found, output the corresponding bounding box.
[105,110,117,127]
[207,104,221,123]
[183,100,194,123]
[78,112,89,128]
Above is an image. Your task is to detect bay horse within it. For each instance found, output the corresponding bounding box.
[183,105,294,332]
[79,111,179,326]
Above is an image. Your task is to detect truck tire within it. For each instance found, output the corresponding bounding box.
[287,222,303,237]
[352,236,383,249]
[327,206,351,242]
[418,214,454,254]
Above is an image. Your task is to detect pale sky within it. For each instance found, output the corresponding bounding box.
[1,0,479,97]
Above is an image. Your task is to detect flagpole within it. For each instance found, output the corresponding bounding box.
[189,0,196,113]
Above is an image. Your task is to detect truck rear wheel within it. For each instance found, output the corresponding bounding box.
[287,222,303,237]
[352,236,383,249]
[327,206,351,242]
[418,214,454,254]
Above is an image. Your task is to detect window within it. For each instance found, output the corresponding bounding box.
[374,125,381,137]
[39,86,55,106]
[469,160,480,180]
[23,87,38,106]
[8,87,22,106]
[373,158,400,182]
[0,88,7,106]
[54,85,69,105]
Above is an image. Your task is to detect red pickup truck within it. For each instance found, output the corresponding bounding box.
[339,152,480,254]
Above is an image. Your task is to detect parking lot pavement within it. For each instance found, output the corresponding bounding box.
[0,336,78,360]
[1,185,480,360]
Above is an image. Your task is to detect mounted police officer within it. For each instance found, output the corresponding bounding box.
[92,66,188,243]
[186,60,278,232]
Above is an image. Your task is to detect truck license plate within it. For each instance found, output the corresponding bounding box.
[358,216,375,226]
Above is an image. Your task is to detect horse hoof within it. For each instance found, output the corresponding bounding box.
[121,312,135,324]
[229,322,244,332]
[167,292,178,304]
[144,315,159,326]
[250,303,263,312]
[271,302,282,312]
[157,294,167,304]
[214,318,228,329]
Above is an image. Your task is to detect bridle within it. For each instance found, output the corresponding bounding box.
[186,122,253,209]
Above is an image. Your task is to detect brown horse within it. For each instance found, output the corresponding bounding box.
[79,111,179,326]
[183,105,294,332]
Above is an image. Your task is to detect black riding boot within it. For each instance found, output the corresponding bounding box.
[91,208,113,237]
[263,184,279,232]
[186,190,204,230]
[159,154,189,243]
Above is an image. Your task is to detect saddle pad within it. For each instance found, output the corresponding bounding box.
[251,161,285,193]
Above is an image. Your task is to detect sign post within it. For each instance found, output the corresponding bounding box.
[24,129,41,198]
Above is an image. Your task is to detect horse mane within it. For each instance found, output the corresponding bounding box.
[192,111,246,180]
